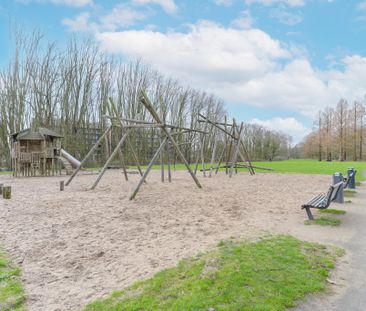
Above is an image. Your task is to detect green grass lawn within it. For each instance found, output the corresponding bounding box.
[128,159,366,181]
[0,250,25,310]
[251,160,366,181]
[3,159,366,180]
[84,235,342,311]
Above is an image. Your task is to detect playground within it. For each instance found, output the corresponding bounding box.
[0,94,365,310]
[0,167,358,311]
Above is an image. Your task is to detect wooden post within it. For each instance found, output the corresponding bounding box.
[160,135,165,183]
[140,91,202,189]
[0,184,3,195]
[3,186,11,199]
[224,116,228,174]
[160,99,165,183]
[226,127,235,175]
[234,122,255,175]
[52,156,55,176]
[215,146,226,174]
[127,137,145,180]
[91,129,131,190]
[65,125,112,186]
[108,98,145,180]
[166,141,172,183]
[209,133,218,178]
[194,114,209,176]
[202,116,210,177]
[60,181,65,191]
[199,114,254,176]
[130,137,169,200]
[118,149,129,182]
[229,122,244,178]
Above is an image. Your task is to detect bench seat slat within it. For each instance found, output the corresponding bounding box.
[306,197,323,208]
[310,196,326,208]
[304,194,323,206]
[302,194,325,208]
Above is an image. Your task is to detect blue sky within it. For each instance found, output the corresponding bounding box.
[2,0,366,142]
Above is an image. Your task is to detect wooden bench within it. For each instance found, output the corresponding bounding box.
[301,182,343,220]
[343,170,356,189]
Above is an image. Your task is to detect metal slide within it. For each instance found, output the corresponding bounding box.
[59,149,81,175]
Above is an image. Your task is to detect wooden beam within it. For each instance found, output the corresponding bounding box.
[140,91,202,189]
[108,98,145,181]
[199,114,236,139]
[229,122,244,178]
[209,132,218,178]
[65,125,112,186]
[91,129,131,190]
[129,137,169,200]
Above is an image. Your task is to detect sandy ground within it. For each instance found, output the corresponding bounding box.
[0,170,356,311]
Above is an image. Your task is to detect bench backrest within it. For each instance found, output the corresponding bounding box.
[324,182,343,207]
[343,170,357,188]
[343,176,350,188]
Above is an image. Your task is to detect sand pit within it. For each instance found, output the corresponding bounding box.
[0,170,341,310]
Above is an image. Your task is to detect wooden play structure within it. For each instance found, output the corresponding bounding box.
[196,115,256,177]
[65,91,205,199]
[10,127,80,177]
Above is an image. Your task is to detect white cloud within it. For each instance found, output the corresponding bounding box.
[99,4,145,30]
[63,4,145,32]
[95,21,366,119]
[357,1,366,10]
[63,12,93,32]
[231,10,255,29]
[244,0,305,7]
[270,7,303,25]
[96,20,290,83]
[16,0,93,7]
[131,0,177,13]
[249,117,310,142]
[215,0,234,6]
[50,0,92,6]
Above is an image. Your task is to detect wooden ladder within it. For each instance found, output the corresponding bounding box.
[58,155,73,175]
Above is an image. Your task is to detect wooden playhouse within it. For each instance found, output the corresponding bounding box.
[10,127,64,177]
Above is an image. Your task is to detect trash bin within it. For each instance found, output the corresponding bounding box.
[347,167,356,189]
[332,172,344,203]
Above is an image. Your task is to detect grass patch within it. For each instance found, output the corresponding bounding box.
[131,159,366,181]
[344,189,357,198]
[305,217,341,227]
[318,209,346,215]
[0,250,25,310]
[344,189,357,193]
[84,235,342,311]
[344,193,355,198]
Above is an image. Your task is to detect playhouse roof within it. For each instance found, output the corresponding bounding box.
[11,127,63,141]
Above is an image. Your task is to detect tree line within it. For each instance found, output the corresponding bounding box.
[302,98,366,161]
[0,30,292,168]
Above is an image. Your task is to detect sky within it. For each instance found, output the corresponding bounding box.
[1,0,366,143]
